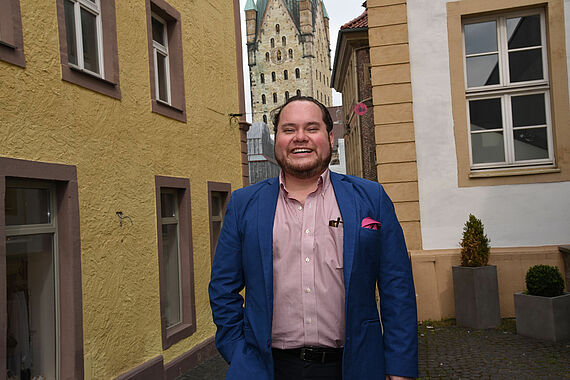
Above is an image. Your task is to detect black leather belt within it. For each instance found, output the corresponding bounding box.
[272,347,343,363]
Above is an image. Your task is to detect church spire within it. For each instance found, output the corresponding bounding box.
[244,0,256,11]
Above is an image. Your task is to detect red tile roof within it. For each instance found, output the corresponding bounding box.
[340,10,368,30]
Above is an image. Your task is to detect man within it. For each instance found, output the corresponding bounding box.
[209,96,418,380]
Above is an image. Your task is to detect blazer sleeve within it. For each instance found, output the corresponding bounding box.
[208,194,246,363]
[377,186,419,378]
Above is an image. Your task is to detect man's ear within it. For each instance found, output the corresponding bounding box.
[329,132,334,148]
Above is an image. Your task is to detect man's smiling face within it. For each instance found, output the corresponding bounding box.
[274,100,334,180]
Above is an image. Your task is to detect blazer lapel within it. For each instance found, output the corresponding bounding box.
[330,172,358,292]
[257,178,279,321]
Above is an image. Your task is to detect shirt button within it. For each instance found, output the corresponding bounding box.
[307,318,312,324]
[305,288,311,293]
[298,205,303,211]
[305,228,310,234]
[305,257,310,263]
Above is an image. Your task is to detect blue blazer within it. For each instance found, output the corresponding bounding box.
[209,172,418,379]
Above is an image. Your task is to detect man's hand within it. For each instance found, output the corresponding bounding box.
[386,376,414,380]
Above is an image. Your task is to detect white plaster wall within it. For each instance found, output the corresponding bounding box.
[407,0,570,249]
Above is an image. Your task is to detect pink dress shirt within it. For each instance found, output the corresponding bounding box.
[271,169,345,349]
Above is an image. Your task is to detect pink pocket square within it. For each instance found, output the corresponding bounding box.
[361,217,381,230]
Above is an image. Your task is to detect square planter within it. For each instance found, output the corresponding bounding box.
[514,292,570,342]
[452,265,501,329]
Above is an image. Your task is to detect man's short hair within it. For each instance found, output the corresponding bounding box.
[272,96,333,134]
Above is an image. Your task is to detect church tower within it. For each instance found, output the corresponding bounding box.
[245,0,332,124]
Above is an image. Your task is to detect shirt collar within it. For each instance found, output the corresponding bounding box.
[279,169,331,195]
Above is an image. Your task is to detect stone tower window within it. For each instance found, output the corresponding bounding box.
[282,36,286,46]
[260,73,265,83]
[271,38,275,48]
[272,72,276,82]
[289,49,293,59]
[285,91,289,100]
[277,50,282,61]
[295,68,300,78]
[296,89,301,96]
[263,114,268,123]
[276,24,280,34]
[265,52,270,62]
[284,70,288,80]
[262,94,266,104]
[273,93,277,103]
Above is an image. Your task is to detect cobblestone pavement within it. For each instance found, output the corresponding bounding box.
[176,319,570,380]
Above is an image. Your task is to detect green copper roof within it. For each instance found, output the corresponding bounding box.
[321,0,328,18]
[244,0,256,11]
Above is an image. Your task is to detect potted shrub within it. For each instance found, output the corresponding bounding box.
[514,264,570,342]
[452,214,500,329]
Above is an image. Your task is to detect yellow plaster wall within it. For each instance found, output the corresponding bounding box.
[411,247,566,321]
[1,0,243,378]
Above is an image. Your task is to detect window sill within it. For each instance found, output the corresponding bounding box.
[152,98,186,123]
[62,64,121,99]
[469,166,560,178]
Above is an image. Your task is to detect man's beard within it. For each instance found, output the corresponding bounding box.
[275,143,333,179]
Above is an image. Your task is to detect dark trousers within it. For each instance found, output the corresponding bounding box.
[273,349,342,380]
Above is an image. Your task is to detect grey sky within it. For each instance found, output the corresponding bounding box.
[238,0,367,122]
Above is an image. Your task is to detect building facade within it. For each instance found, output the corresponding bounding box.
[363,0,569,321]
[247,122,280,183]
[1,0,248,379]
[331,8,377,182]
[245,0,333,124]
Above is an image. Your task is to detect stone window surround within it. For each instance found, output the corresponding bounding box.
[0,157,84,380]
[0,0,25,67]
[207,181,231,263]
[155,175,196,349]
[145,0,187,123]
[55,0,121,99]
[447,0,570,187]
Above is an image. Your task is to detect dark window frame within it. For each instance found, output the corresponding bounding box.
[0,0,25,67]
[145,0,187,122]
[0,157,84,380]
[155,176,196,349]
[207,182,231,263]
[55,0,121,99]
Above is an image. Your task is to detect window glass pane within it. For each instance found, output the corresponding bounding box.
[160,191,176,218]
[5,187,51,226]
[507,15,541,49]
[212,221,221,252]
[156,52,169,102]
[512,93,546,127]
[162,224,181,327]
[152,17,165,45]
[466,54,499,87]
[6,233,56,380]
[471,132,505,164]
[211,193,222,217]
[513,127,548,161]
[80,7,100,74]
[464,21,497,55]
[64,0,78,65]
[469,98,502,131]
[509,48,543,82]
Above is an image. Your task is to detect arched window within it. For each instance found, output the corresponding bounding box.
[265,52,269,62]
[262,94,266,104]
[284,70,288,80]
[271,38,275,48]
[285,91,289,100]
[275,24,279,34]
[271,72,276,82]
[295,68,300,78]
[260,73,265,84]
[288,49,293,59]
[296,89,301,96]
[263,114,268,123]
[282,36,286,46]
[276,50,281,61]
[273,93,277,103]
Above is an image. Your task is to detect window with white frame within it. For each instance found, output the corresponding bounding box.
[151,14,171,105]
[5,180,58,380]
[63,0,104,77]
[464,9,553,169]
